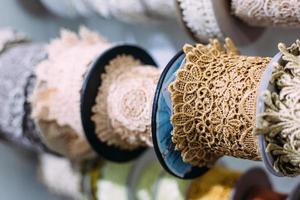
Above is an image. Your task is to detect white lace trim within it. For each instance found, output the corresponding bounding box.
[232,0,300,27]
[178,0,223,42]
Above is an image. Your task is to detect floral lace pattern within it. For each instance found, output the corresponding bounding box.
[232,0,300,27]
[257,41,300,176]
[169,39,269,167]
[92,55,160,150]
[178,0,223,42]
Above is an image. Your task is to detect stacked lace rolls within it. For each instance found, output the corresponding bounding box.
[0,28,49,152]
[169,38,270,167]
[231,0,300,27]
[31,27,111,160]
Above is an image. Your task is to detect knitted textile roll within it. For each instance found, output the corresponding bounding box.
[177,0,264,45]
[0,33,49,152]
[91,55,161,150]
[232,0,300,27]
[169,39,271,167]
[31,27,111,160]
[257,40,300,176]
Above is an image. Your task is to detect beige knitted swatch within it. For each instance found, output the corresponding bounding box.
[232,0,300,27]
[31,27,111,160]
[257,40,300,176]
[169,39,270,167]
[92,55,160,150]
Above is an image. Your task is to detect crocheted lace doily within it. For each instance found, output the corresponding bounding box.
[0,42,47,152]
[31,27,111,159]
[92,55,160,150]
[169,39,270,167]
[232,0,300,27]
[178,0,223,42]
[257,41,300,176]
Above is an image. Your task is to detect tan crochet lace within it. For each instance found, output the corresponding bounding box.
[92,55,160,150]
[257,41,300,176]
[31,27,111,160]
[232,0,300,27]
[169,39,270,167]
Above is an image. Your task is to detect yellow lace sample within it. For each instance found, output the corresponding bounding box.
[257,41,300,176]
[169,39,270,167]
[187,167,240,200]
[92,55,160,150]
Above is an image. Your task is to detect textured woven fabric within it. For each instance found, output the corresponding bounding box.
[0,42,47,152]
[178,0,223,42]
[31,27,111,160]
[40,0,176,23]
[169,39,270,167]
[232,0,300,27]
[257,40,300,176]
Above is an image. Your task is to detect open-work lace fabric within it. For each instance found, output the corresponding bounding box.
[0,28,47,152]
[231,0,300,27]
[257,41,300,176]
[40,0,176,23]
[177,0,223,42]
[169,39,270,167]
[92,55,160,150]
[31,27,111,160]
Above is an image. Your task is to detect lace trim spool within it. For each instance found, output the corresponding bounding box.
[91,55,160,150]
[257,40,300,176]
[177,0,223,43]
[169,38,270,168]
[0,41,47,152]
[232,0,300,27]
[38,153,81,199]
[31,27,111,160]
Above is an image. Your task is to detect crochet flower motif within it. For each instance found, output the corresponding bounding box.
[170,38,267,167]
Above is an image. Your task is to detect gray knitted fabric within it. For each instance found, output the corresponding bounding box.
[0,43,48,152]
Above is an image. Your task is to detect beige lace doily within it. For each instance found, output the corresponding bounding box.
[257,41,300,176]
[232,0,300,27]
[169,39,270,167]
[31,27,111,160]
[92,55,160,150]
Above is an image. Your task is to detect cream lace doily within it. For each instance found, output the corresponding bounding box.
[31,27,111,159]
[178,0,223,42]
[169,39,270,167]
[232,0,300,27]
[257,40,300,176]
[92,55,160,150]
